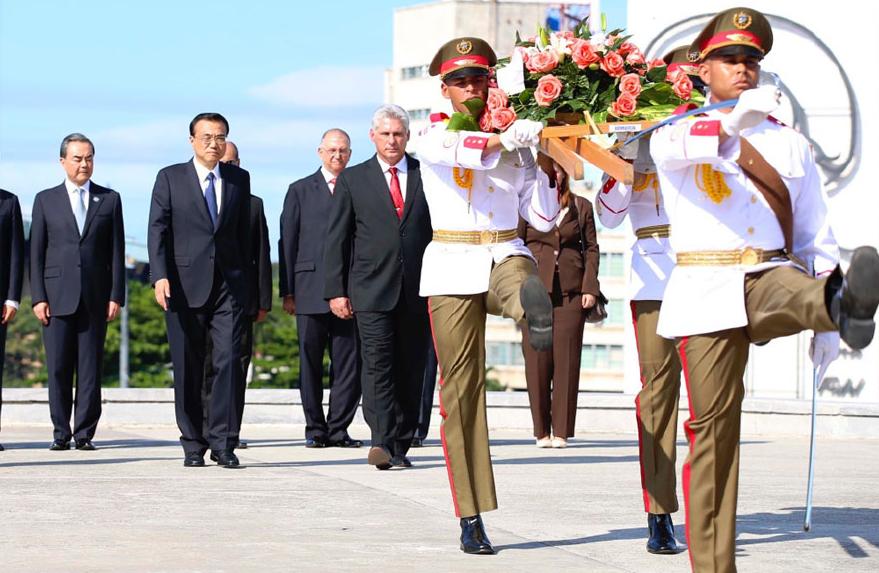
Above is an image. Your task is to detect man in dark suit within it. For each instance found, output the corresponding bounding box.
[148,113,252,468]
[30,133,125,451]
[201,141,272,449]
[324,105,432,469]
[280,128,362,449]
[1,188,25,451]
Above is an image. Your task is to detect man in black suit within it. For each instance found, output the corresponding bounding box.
[30,133,125,451]
[324,105,432,469]
[148,113,251,468]
[201,141,272,449]
[1,188,25,452]
[280,128,362,449]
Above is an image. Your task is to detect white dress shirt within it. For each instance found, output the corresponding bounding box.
[192,159,223,213]
[64,178,91,219]
[375,155,408,201]
[321,167,338,193]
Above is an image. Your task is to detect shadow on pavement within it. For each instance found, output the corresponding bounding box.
[496,526,646,552]
[736,507,879,558]
[0,457,173,468]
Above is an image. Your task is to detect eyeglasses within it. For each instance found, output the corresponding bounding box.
[320,147,351,156]
[196,134,227,145]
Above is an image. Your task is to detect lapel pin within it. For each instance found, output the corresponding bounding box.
[93,197,99,202]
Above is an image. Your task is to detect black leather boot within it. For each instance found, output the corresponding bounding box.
[829,246,879,350]
[520,274,553,351]
[460,515,496,555]
[647,513,686,554]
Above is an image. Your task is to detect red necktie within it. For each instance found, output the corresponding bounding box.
[388,167,404,220]
[328,177,336,194]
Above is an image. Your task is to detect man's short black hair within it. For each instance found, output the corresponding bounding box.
[189,112,230,136]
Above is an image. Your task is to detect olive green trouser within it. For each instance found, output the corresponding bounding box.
[680,266,835,573]
[428,256,535,517]
[632,300,682,515]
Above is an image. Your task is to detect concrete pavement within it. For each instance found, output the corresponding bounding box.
[0,423,877,572]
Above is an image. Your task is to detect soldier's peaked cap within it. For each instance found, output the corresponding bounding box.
[688,7,773,62]
[663,44,699,77]
[429,37,497,80]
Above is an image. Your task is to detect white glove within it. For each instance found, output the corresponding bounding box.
[809,331,840,383]
[500,119,543,151]
[720,85,781,135]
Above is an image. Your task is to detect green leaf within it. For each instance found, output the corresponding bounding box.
[646,65,668,83]
[446,112,481,132]
[462,97,486,117]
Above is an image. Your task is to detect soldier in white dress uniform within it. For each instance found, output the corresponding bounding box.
[414,36,560,555]
[649,7,879,572]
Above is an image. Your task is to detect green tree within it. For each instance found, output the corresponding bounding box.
[4,295,47,387]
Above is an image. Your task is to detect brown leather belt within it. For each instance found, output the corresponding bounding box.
[432,229,518,245]
[634,224,670,240]
[676,248,787,266]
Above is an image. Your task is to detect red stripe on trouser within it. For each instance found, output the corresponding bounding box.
[678,336,696,572]
[427,298,461,517]
[630,301,651,513]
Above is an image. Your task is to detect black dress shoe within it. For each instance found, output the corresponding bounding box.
[183,452,205,467]
[75,439,96,451]
[391,455,413,468]
[305,436,328,448]
[647,513,686,554]
[368,446,392,470]
[237,440,248,449]
[832,246,879,349]
[410,437,424,448]
[460,515,496,555]
[211,449,240,468]
[49,439,70,451]
[0,443,5,451]
[330,437,363,448]
[520,274,553,351]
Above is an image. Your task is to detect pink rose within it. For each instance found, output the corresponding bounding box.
[557,30,575,41]
[479,110,493,132]
[666,68,682,84]
[610,92,637,118]
[673,74,693,100]
[534,74,563,107]
[486,87,508,111]
[647,58,666,71]
[625,49,645,66]
[600,51,626,77]
[619,73,642,97]
[491,107,517,131]
[618,41,638,56]
[571,39,600,69]
[526,49,558,73]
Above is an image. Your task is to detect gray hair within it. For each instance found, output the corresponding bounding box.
[320,128,351,145]
[371,104,410,132]
[60,133,94,158]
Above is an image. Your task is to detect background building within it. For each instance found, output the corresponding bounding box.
[387,0,879,405]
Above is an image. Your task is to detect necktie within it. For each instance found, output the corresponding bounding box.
[388,167,404,220]
[205,172,219,229]
[328,177,337,194]
[74,188,86,234]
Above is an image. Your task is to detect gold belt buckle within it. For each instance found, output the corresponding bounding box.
[479,230,493,245]
[740,247,760,266]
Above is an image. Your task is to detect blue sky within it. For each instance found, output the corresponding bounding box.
[0,0,625,260]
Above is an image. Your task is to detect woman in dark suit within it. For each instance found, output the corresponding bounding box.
[518,160,600,448]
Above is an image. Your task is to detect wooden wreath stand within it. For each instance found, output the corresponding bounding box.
[538,118,657,185]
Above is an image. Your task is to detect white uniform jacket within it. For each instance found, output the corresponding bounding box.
[650,111,838,337]
[596,174,674,301]
[413,121,560,297]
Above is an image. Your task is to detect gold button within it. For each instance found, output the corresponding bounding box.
[750,195,757,204]
[488,212,494,219]
[747,159,754,166]
[747,226,754,235]
[488,186,494,193]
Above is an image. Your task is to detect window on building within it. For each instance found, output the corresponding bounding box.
[400,65,429,80]
[581,344,625,370]
[606,298,625,325]
[407,108,431,121]
[486,341,525,366]
[599,252,624,277]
